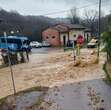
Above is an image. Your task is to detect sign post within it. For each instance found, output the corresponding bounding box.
[77,43,81,61]
[76,35,84,61]
[76,42,80,56]
[72,41,76,63]
[4,32,16,95]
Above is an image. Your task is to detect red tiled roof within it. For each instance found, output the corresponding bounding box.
[52,25,68,33]
[44,24,88,33]
[60,24,86,29]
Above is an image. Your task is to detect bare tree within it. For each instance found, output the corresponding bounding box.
[68,7,80,24]
[83,9,99,36]
[107,12,111,30]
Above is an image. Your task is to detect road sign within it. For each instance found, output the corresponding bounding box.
[77,35,84,45]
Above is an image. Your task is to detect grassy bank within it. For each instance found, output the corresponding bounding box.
[103,62,111,82]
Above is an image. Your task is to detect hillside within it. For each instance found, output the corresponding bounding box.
[0,9,61,41]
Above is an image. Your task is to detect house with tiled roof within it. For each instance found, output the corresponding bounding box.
[42,24,91,46]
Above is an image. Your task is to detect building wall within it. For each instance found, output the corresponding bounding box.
[42,25,91,46]
[60,33,69,45]
[69,29,85,41]
[84,32,91,42]
[42,28,60,46]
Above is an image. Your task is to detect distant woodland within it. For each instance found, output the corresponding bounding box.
[0,8,110,41]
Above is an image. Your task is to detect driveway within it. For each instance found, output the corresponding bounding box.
[42,79,111,110]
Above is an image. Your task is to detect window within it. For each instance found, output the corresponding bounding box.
[52,36,55,39]
[1,38,21,44]
[73,34,76,37]
[46,36,49,39]
[1,38,5,43]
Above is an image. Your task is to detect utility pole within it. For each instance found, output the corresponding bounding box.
[97,0,101,58]
[4,32,16,95]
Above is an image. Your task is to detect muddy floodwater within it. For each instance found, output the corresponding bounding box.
[0,48,111,110]
[0,48,105,98]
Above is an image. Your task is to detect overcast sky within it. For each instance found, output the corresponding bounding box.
[0,0,111,18]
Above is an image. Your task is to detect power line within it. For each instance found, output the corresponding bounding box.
[102,0,111,7]
[40,3,99,16]
[39,0,109,16]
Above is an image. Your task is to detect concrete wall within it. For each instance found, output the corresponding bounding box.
[69,29,85,41]
[42,28,60,46]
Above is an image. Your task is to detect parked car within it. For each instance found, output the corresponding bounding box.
[42,41,51,47]
[20,37,31,52]
[30,41,42,48]
[67,40,74,47]
[87,39,98,48]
